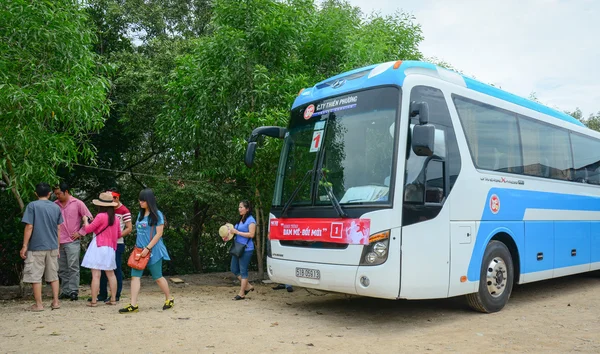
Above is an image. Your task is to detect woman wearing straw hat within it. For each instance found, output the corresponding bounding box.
[78,192,121,307]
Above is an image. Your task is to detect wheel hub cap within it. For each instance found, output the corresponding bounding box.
[486,257,507,298]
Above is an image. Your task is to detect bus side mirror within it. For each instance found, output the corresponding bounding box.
[245,142,258,168]
[410,101,434,156]
[249,126,287,142]
[412,124,435,156]
[245,126,287,168]
[410,101,429,125]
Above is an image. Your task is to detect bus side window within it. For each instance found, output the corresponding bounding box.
[520,117,573,181]
[403,86,460,227]
[571,132,600,185]
[425,160,445,203]
[453,96,522,174]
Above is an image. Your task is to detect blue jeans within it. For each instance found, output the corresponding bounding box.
[231,250,253,279]
[99,243,125,300]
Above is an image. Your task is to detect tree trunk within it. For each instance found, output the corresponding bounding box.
[14,264,25,298]
[2,159,25,211]
[188,146,205,272]
[190,201,209,272]
[260,206,266,266]
[254,187,264,280]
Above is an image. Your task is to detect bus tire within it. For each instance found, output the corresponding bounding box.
[466,240,514,313]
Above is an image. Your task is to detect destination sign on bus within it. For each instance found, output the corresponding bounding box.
[269,218,371,245]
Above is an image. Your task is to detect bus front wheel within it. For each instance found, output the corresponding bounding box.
[466,240,514,313]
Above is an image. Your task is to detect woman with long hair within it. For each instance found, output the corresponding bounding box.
[79,192,121,307]
[119,188,173,313]
[228,200,256,300]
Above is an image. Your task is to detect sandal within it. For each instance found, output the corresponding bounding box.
[87,302,97,307]
[233,295,245,301]
[26,305,44,312]
[244,288,255,295]
[51,303,61,310]
[106,301,117,306]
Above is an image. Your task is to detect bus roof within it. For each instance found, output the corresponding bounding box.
[293,60,585,128]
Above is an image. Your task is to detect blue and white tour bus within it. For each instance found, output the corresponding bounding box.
[244,60,600,312]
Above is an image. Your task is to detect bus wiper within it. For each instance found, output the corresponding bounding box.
[281,169,314,217]
[318,169,347,218]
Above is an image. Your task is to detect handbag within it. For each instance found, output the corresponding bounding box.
[127,226,154,270]
[127,246,151,270]
[229,234,250,258]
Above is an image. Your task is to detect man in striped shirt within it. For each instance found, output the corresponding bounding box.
[93,189,132,303]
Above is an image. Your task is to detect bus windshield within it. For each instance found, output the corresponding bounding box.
[273,87,400,207]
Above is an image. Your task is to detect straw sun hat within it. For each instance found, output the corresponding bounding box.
[92,191,118,207]
[219,223,234,241]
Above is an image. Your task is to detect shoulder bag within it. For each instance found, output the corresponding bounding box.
[127,226,154,270]
[229,223,251,258]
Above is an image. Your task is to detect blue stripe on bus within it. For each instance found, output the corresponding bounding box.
[467,188,600,281]
[293,61,585,128]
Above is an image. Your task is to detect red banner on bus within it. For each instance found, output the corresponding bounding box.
[269,218,371,245]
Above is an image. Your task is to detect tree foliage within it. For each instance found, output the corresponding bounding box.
[568,108,600,132]
[1,0,428,285]
[0,0,110,210]
[159,0,424,276]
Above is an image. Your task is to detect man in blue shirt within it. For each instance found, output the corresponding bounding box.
[21,183,64,311]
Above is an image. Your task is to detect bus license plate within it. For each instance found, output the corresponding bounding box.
[296,267,320,280]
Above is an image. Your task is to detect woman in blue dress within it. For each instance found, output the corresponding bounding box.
[119,188,173,313]
[229,200,256,300]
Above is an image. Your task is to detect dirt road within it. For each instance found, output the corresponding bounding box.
[1,272,599,353]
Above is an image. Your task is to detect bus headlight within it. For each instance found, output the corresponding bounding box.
[373,242,387,257]
[360,230,391,266]
[365,252,378,264]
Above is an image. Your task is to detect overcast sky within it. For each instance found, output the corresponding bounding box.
[347,0,599,118]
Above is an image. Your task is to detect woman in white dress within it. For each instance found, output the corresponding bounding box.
[78,192,121,307]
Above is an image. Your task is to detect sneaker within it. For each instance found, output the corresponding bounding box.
[59,293,70,300]
[162,298,174,310]
[118,304,138,314]
[69,292,79,301]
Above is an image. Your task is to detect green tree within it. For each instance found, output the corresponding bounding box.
[160,0,424,277]
[72,0,216,274]
[427,56,462,73]
[123,0,212,40]
[0,0,110,210]
[566,107,583,120]
[568,108,600,132]
[66,0,211,201]
[585,113,600,132]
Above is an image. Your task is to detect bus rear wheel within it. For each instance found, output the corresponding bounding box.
[466,240,514,313]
